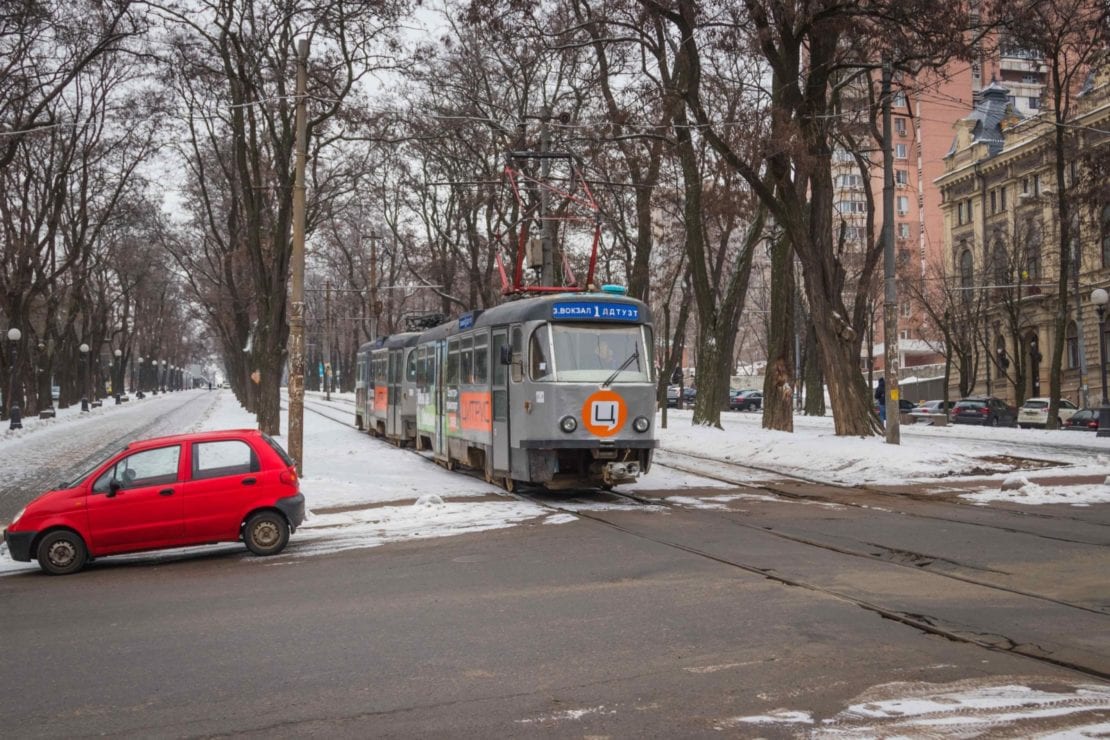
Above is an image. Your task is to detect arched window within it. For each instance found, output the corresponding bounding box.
[1101,204,1110,269]
[1066,321,1079,370]
[959,247,974,290]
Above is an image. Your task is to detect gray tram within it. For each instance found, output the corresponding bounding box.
[359,291,656,490]
[354,332,420,444]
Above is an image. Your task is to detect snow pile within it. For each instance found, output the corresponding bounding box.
[961,478,1110,506]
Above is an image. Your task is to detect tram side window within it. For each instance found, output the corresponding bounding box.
[461,337,473,385]
[447,339,459,385]
[510,326,523,383]
[642,326,655,382]
[492,333,507,386]
[530,325,553,381]
[474,335,489,384]
[406,349,417,382]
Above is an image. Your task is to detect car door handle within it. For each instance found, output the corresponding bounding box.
[159,488,175,496]
[242,478,256,486]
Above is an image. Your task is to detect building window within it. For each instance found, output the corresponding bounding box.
[1033,174,1040,195]
[1066,321,1079,370]
[957,202,965,225]
[959,247,974,290]
[1000,186,1007,210]
[898,222,911,238]
[1025,221,1042,280]
[992,240,1009,285]
[897,196,910,215]
[894,143,908,159]
[893,91,907,109]
[990,190,997,214]
[895,117,907,136]
[895,169,909,186]
[901,302,912,318]
[1028,97,1040,109]
[1102,204,1110,268]
[1021,178,1029,194]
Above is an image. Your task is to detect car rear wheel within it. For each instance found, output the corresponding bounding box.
[36,530,87,575]
[244,511,290,556]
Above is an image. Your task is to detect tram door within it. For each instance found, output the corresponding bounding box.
[434,340,447,457]
[386,349,400,437]
[491,329,510,473]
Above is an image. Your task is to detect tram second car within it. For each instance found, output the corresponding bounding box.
[355,292,656,489]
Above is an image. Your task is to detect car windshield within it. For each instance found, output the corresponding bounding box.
[956,401,985,409]
[541,324,651,383]
[1023,400,1048,410]
[60,447,124,489]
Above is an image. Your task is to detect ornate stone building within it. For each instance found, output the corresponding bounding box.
[936,73,1110,407]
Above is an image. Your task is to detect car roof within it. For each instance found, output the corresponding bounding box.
[124,429,263,451]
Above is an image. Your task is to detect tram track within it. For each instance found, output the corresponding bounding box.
[296,396,1110,681]
[653,449,1110,546]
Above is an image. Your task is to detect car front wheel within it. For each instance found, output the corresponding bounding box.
[244,511,290,556]
[36,530,88,575]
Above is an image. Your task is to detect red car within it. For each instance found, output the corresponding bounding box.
[3,430,304,575]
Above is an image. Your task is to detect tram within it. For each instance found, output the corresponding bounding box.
[355,289,656,490]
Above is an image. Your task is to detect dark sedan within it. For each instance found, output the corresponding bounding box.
[950,397,1017,427]
[1065,409,1100,431]
[730,389,763,411]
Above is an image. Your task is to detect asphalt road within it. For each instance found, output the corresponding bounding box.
[3,487,1109,736]
[2,396,1109,736]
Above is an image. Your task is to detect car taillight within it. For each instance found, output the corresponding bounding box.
[280,467,298,487]
[979,407,989,415]
[1090,420,1099,429]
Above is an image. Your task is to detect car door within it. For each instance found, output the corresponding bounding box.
[86,444,186,553]
[181,438,263,541]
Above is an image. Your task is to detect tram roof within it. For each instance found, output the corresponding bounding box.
[460,292,652,333]
[357,331,421,353]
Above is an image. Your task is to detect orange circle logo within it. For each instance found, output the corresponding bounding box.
[582,390,627,437]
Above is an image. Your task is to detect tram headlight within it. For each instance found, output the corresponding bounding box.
[632,416,650,433]
[559,415,578,433]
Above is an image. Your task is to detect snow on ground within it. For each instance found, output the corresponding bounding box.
[659,409,1110,506]
[717,678,1110,736]
[3,393,1107,577]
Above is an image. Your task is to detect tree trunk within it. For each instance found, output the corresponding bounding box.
[804,320,826,416]
[762,234,794,431]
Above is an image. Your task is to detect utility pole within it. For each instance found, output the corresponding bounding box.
[288,37,309,474]
[881,57,901,444]
[539,107,554,287]
[369,230,379,339]
[324,279,332,401]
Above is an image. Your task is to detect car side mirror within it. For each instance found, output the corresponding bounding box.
[499,345,512,365]
[107,478,122,498]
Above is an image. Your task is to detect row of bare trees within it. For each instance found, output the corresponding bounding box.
[4,0,1104,436]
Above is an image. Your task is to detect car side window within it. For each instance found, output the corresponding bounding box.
[192,440,259,481]
[93,446,182,492]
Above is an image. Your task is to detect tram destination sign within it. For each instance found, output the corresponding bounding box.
[552,301,640,322]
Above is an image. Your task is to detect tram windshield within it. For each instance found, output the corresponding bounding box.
[531,324,651,383]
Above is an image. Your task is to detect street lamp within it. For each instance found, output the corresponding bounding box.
[7,327,22,430]
[113,349,123,404]
[79,343,90,412]
[137,357,145,399]
[1092,287,1109,438]
[161,359,167,393]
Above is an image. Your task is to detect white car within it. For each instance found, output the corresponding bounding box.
[1017,397,1078,428]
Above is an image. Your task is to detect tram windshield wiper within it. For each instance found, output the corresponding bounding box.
[602,347,639,388]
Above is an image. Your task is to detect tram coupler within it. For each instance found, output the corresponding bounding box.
[601,461,640,486]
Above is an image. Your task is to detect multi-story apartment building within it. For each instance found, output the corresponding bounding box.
[936,72,1110,406]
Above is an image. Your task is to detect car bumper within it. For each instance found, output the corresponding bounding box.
[951,417,988,425]
[276,493,306,532]
[3,528,36,562]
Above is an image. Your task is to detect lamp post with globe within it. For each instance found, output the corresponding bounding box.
[1092,288,1109,438]
[113,349,123,404]
[79,343,90,412]
[161,359,167,393]
[7,327,22,430]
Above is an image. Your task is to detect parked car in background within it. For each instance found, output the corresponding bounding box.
[730,389,763,411]
[666,385,681,408]
[909,400,954,423]
[1017,397,1079,429]
[950,397,1017,427]
[1064,409,1100,431]
[683,387,697,404]
[3,429,304,575]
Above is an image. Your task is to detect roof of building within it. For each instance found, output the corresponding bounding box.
[947,79,1018,158]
